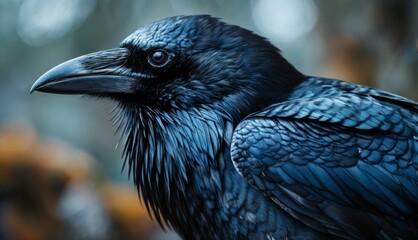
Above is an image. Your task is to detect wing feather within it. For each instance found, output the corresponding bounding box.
[231,81,418,239]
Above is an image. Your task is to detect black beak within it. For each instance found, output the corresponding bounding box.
[30,48,137,94]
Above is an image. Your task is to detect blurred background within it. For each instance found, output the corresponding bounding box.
[0,0,417,239]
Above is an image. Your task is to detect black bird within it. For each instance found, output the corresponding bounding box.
[31,15,418,239]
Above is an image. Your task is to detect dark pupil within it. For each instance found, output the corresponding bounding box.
[151,51,167,65]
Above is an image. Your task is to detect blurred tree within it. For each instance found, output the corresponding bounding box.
[0,123,172,239]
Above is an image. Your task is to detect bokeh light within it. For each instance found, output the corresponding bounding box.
[251,0,318,42]
[17,0,95,46]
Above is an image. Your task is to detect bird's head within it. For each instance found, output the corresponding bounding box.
[31,15,305,115]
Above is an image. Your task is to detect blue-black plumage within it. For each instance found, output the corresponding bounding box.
[31,15,418,239]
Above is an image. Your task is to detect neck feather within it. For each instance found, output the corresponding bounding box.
[114,103,232,228]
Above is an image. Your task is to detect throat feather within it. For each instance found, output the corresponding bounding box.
[117,105,228,227]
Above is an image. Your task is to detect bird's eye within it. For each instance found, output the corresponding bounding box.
[148,50,170,67]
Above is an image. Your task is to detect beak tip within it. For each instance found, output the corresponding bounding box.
[30,80,42,93]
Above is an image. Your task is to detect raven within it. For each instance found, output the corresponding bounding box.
[31,15,418,239]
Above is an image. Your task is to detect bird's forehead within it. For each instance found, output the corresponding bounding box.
[121,17,199,51]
